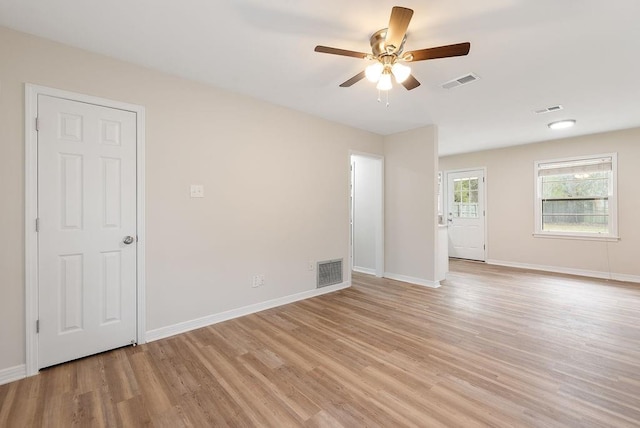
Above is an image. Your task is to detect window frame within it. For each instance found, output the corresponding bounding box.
[533,152,619,241]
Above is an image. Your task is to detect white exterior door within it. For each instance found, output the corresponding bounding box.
[37,95,138,368]
[446,169,486,261]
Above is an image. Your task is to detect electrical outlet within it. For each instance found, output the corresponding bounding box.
[308,261,315,271]
[190,184,204,198]
[252,274,264,288]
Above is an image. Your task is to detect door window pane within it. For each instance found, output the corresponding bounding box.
[452,177,479,218]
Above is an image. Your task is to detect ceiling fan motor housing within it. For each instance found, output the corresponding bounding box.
[370,28,406,57]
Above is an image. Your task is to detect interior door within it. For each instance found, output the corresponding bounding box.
[37,94,138,368]
[447,170,486,261]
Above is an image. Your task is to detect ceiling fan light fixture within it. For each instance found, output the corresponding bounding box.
[391,62,411,83]
[376,72,393,91]
[313,6,470,94]
[365,62,384,82]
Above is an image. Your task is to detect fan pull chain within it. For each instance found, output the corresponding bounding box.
[376,90,391,107]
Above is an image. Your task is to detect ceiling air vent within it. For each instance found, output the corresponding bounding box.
[442,73,480,89]
[534,105,563,114]
[317,259,343,288]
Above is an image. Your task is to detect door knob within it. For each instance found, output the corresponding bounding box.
[123,236,135,245]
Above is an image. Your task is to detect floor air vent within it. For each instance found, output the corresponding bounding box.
[317,259,343,288]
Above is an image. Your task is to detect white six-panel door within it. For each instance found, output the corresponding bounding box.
[446,169,486,261]
[37,94,137,368]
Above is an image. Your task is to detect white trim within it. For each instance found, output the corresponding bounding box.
[532,232,620,242]
[135,107,147,345]
[24,84,146,376]
[346,155,353,287]
[24,85,39,377]
[353,266,377,275]
[384,272,441,288]
[0,365,27,386]
[533,152,618,240]
[486,259,640,283]
[146,281,351,343]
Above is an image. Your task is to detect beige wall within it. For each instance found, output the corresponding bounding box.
[383,126,439,285]
[0,27,384,372]
[439,128,640,280]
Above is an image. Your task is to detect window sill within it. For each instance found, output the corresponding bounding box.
[532,233,620,242]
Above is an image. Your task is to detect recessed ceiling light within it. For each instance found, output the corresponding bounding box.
[548,119,576,130]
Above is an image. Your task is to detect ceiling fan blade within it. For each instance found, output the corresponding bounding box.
[401,74,421,90]
[405,42,471,62]
[385,6,414,53]
[339,71,366,87]
[314,45,369,59]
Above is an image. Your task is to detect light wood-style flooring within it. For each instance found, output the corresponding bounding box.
[2,260,640,427]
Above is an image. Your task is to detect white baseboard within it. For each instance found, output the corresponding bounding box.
[486,259,640,283]
[0,364,26,386]
[353,266,376,276]
[384,272,441,288]
[146,281,351,343]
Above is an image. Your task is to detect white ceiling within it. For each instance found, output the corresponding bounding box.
[2,0,639,155]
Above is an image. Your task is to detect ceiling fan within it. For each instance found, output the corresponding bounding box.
[314,6,471,91]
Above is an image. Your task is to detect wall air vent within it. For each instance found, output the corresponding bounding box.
[534,105,563,114]
[317,259,343,288]
[442,73,480,89]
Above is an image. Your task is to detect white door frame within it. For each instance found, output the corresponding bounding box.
[24,84,146,376]
[444,167,488,261]
[349,151,384,278]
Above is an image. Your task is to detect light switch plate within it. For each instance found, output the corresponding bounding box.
[190,184,204,198]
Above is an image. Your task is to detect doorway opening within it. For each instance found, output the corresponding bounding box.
[350,153,384,277]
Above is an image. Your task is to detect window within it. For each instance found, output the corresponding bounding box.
[534,153,618,239]
[452,176,479,219]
